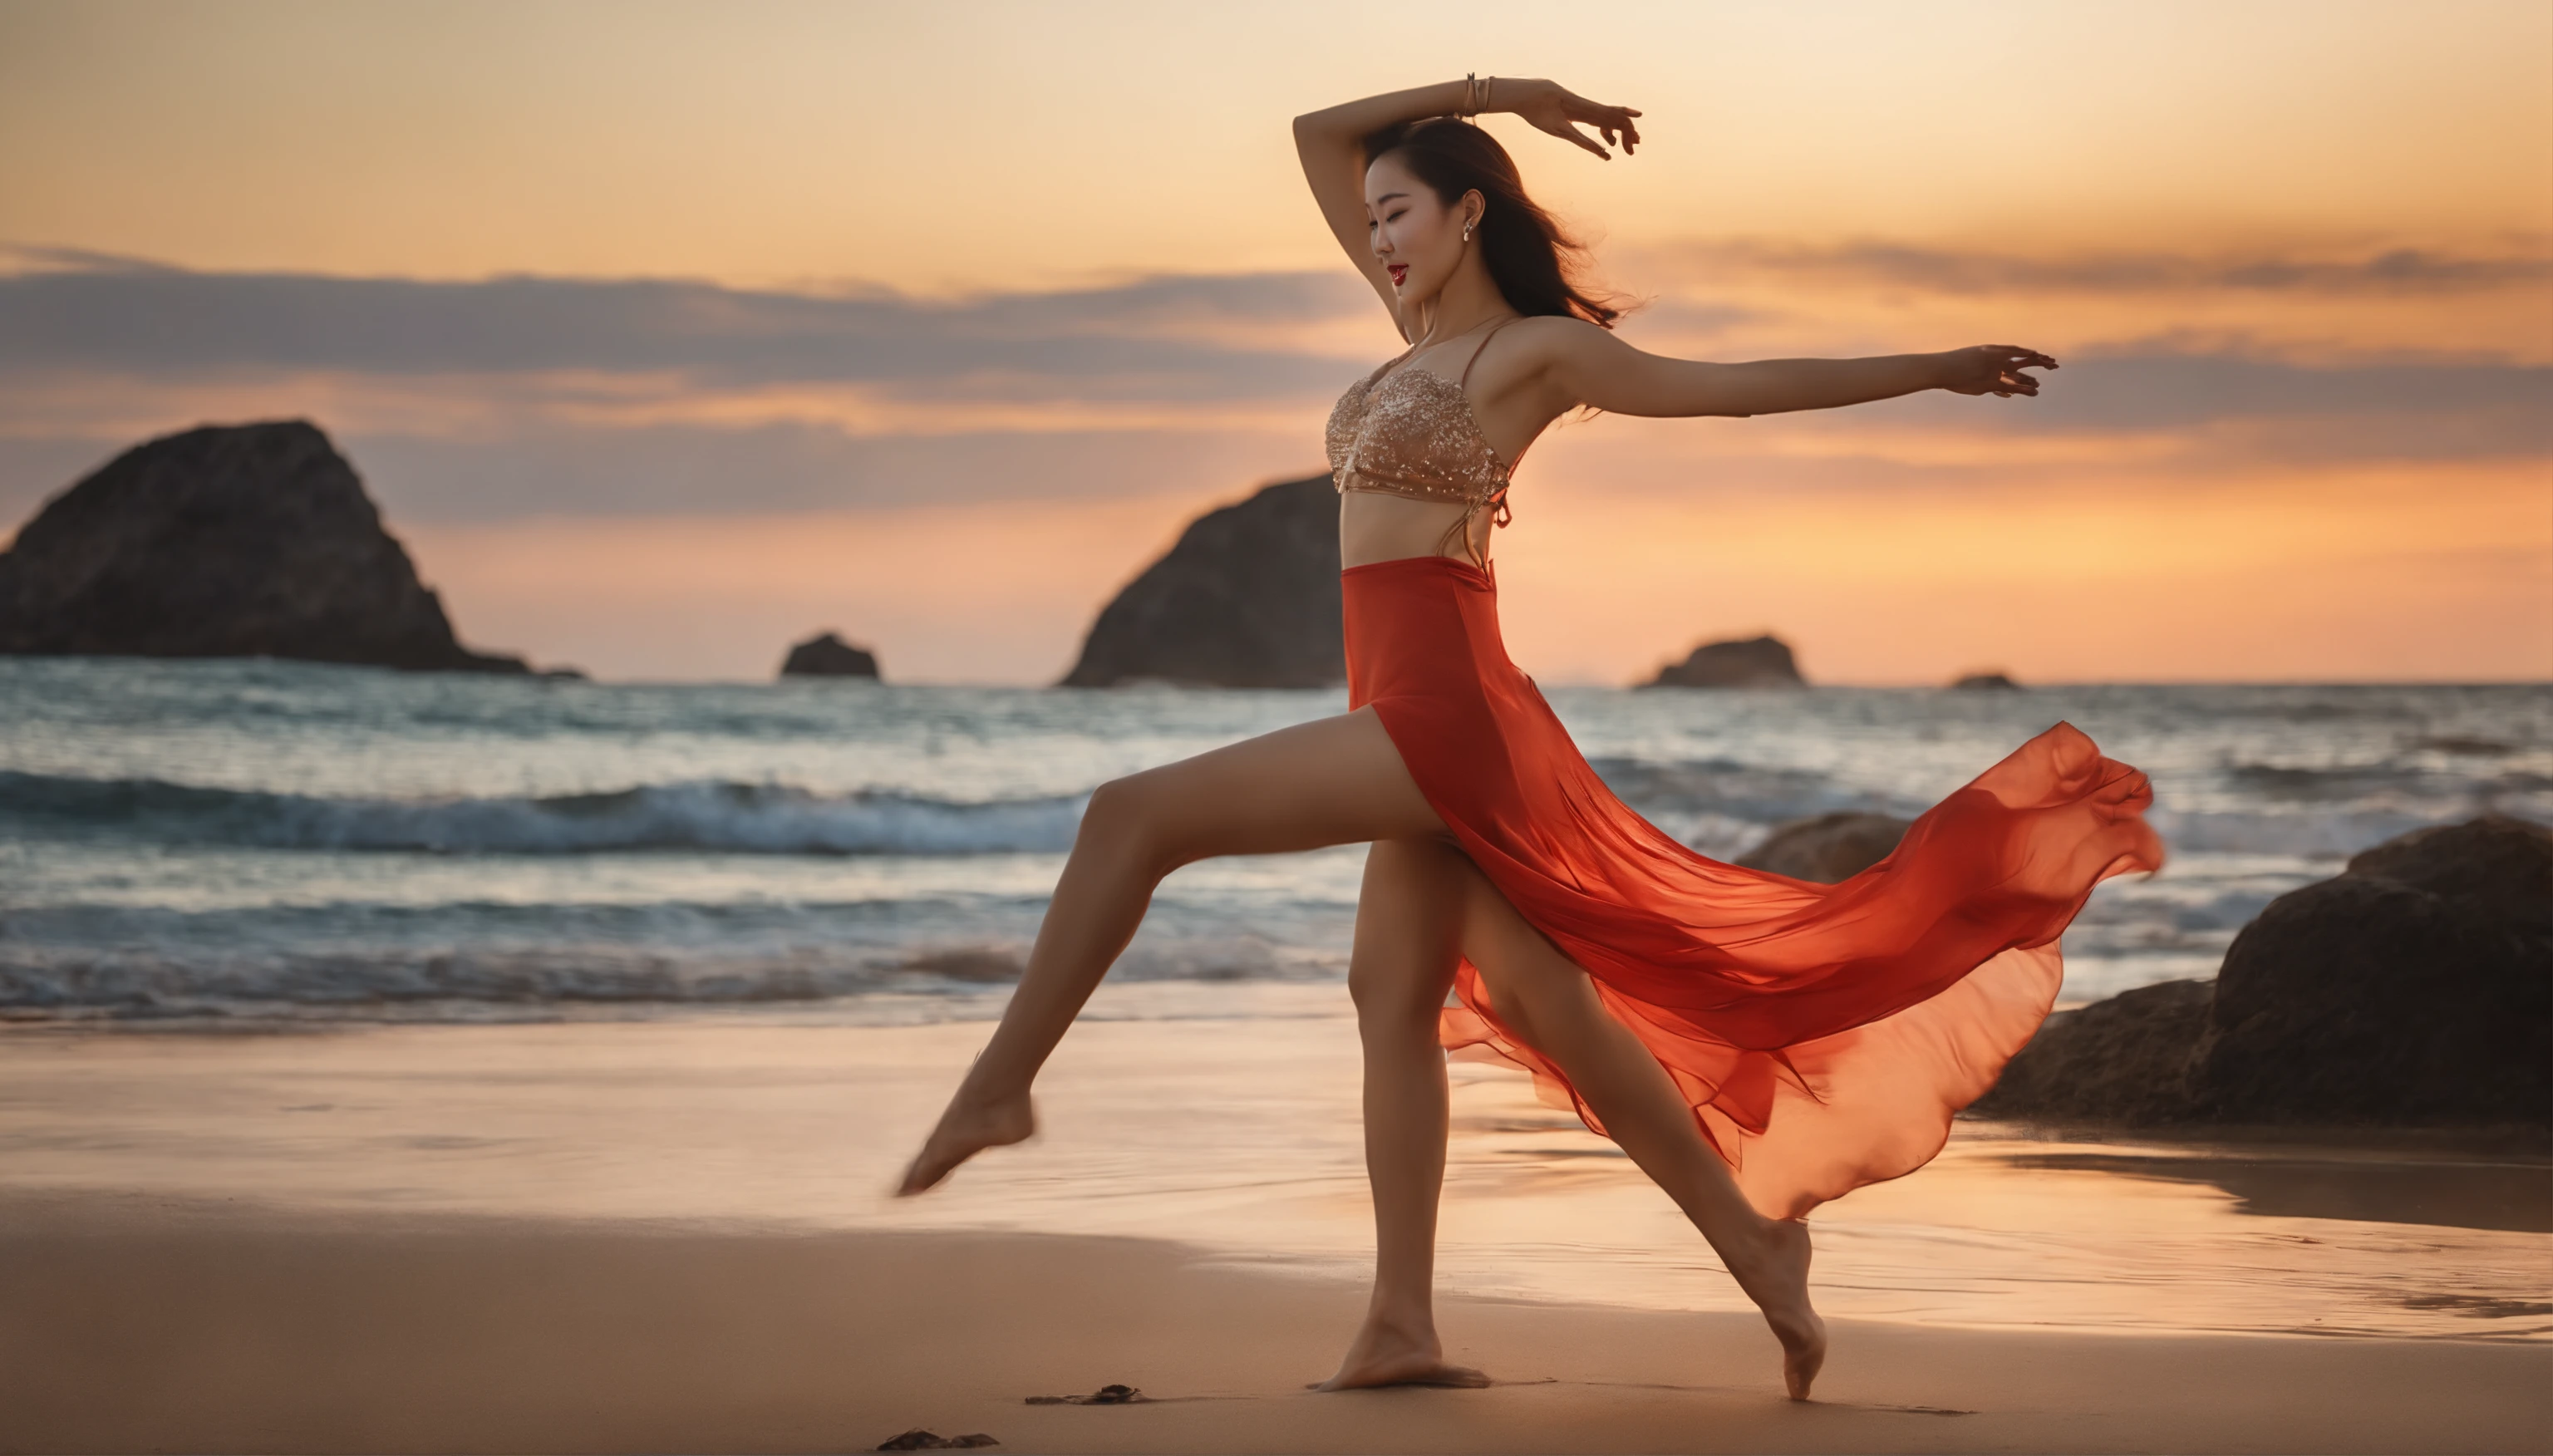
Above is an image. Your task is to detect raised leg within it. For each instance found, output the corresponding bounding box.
[1452,861,1827,1400]
[1321,837,1488,1390]
[896,707,1447,1196]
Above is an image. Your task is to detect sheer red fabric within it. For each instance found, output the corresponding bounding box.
[1343,553,2166,1219]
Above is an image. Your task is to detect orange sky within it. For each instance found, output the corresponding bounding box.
[2,0,2546,682]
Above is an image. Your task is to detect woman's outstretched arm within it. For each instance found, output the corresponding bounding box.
[1294,79,1642,329]
[1544,323,2057,417]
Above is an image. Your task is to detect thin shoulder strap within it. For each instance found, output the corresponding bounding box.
[1458,315,1523,391]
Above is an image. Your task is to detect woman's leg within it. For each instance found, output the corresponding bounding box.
[1321,837,1486,1390]
[897,707,1447,1196]
[1452,861,1828,1400]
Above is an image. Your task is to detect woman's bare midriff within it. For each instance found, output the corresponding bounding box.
[1337,490,1494,569]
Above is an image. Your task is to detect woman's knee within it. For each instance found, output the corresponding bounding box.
[1348,950,1453,1031]
[1075,774,1172,873]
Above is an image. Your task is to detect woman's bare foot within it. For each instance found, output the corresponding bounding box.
[1729,1216,1826,1400]
[1318,1316,1489,1390]
[895,1088,1035,1195]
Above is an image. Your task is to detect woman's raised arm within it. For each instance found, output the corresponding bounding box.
[1294,79,1642,333]
[1545,326,2058,417]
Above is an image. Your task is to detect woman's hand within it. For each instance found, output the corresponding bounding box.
[1502,78,1642,159]
[1935,345,2059,397]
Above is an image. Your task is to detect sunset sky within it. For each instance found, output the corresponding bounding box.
[2,0,2546,683]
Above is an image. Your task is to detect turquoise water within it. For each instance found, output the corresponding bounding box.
[2,657,2544,1021]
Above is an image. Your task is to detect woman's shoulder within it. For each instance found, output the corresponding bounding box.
[1498,312,1618,371]
[1506,312,1614,350]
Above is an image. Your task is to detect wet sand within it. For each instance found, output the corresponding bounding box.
[2,1189,2546,1455]
[2,999,2546,1451]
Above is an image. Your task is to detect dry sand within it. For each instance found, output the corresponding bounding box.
[2,1189,2545,1455]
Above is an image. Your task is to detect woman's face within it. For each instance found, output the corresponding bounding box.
[1364,154,1474,310]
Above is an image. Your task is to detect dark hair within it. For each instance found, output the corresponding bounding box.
[1362,117,1622,328]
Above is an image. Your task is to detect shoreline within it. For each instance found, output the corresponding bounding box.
[2,1009,2546,1345]
[3,1190,2546,1455]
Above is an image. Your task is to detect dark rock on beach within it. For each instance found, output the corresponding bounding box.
[780,631,881,679]
[1059,475,1342,688]
[1642,634,1804,688]
[1971,978,2214,1124]
[2194,814,2551,1125]
[0,421,527,672]
[1738,811,1913,883]
[1977,815,2553,1129]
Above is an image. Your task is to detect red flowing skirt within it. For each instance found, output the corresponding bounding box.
[1343,554,2165,1219]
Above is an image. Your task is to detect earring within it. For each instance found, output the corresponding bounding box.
[1462,221,1474,242]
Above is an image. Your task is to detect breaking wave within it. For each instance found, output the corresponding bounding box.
[0,771,1085,856]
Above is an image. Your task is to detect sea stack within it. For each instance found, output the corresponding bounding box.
[1642,634,1804,688]
[1060,475,1343,688]
[0,421,526,672]
[780,632,882,679]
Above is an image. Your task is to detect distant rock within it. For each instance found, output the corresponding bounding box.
[1951,671,2020,691]
[1976,815,2552,1129]
[1737,812,1912,883]
[1643,634,1803,688]
[0,421,525,672]
[1060,475,1341,688]
[780,632,880,679]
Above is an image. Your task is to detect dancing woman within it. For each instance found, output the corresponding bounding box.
[898,76,2163,1401]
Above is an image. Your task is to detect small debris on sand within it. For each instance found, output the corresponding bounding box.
[874,1429,999,1449]
[1026,1382,1147,1405]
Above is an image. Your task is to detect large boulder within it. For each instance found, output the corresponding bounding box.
[2191,814,2550,1124]
[0,421,524,671]
[1976,816,2551,1129]
[1737,812,1912,883]
[1060,475,1341,688]
[1970,978,2211,1124]
[1642,634,1803,688]
[780,632,880,679]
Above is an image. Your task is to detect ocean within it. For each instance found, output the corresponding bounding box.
[3,656,2545,1023]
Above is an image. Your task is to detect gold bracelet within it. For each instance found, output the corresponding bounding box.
[1462,71,1483,117]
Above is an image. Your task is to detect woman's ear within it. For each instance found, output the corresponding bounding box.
[1465,189,1488,230]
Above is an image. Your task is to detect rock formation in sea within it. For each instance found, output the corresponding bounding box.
[1642,634,1804,688]
[1975,814,2552,1128]
[1060,475,1342,689]
[1737,812,1913,883]
[780,632,881,679]
[0,421,528,672]
[1950,671,2021,691]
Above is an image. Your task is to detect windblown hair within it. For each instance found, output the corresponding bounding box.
[1362,117,1622,328]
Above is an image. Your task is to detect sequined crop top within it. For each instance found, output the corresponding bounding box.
[1325,317,1522,563]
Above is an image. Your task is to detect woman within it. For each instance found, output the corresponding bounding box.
[899,76,2164,1403]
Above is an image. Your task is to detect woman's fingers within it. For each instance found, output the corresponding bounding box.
[1535,113,1612,157]
[1984,345,2059,371]
[1547,91,1642,157]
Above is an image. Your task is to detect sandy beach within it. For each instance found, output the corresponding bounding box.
[3,1190,2546,1454]
[2,1002,2546,1453]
